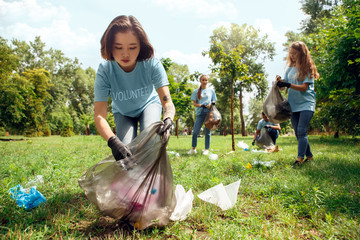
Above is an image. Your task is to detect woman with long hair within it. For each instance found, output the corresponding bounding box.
[277,41,319,165]
[188,75,217,155]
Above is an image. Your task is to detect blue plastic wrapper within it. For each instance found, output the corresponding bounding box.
[9,184,46,209]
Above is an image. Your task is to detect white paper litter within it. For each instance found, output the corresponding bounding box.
[237,141,249,150]
[253,160,275,168]
[167,151,180,157]
[209,153,218,160]
[197,179,241,211]
[251,148,269,153]
[170,185,194,221]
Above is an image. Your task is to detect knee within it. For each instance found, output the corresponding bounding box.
[297,127,308,138]
[192,128,200,136]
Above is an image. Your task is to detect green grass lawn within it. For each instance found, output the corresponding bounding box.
[1,134,359,239]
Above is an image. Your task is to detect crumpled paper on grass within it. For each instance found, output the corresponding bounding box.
[237,141,249,151]
[209,153,218,160]
[170,185,194,221]
[253,160,275,168]
[197,180,241,211]
[9,184,46,209]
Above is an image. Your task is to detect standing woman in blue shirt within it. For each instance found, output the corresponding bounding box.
[277,41,319,165]
[188,75,217,155]
[94,15,175,161]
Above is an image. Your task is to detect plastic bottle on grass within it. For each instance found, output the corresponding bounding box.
[25,175,44,189]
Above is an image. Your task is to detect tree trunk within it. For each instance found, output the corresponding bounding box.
[231,82,235,151]
[324,122,330,134]
[86,125,90,135]
[175,118,179,138]
[239,88,246,136]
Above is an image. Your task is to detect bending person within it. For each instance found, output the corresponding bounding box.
[94,15,175,161]
[252,112,281,146]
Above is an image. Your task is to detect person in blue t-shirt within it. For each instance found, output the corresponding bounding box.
[276,41,319,166]
[252,112,281,146]
[187,75,217,156]
[94,15,175,161]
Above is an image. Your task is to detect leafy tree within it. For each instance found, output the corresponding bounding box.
[168,62,190,83]
[48,106,74,136]
[68,67,95,115]
[6,36,95,135]
[21,68,52,136]
[0,73,31,132]
[0,37,23,130]
[204,42,249,150]
[304,1,360,136]
[208,23,275,136]
[80,113,94,135]
[300,0,340,34]
[161,58,193,137]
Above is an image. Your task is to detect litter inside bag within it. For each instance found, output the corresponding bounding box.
[256,127,275,149]
[263,81,292,123]
[204,104,222,131]
[78,122,176,230]
[197,180,241,211]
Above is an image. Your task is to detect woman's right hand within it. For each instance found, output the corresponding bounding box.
[107,136,132,160]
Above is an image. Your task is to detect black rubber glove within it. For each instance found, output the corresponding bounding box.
[201,103,208,108]
[264,125,270,129]
[157,117,173,136]
[107,136,132,161]
[252,140,255,146]
[277,81,291,88]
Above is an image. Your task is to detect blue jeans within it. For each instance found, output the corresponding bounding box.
[268,128,279,145]
[192,108,211,149]
[291,111,314,159]
[114,102,162,144]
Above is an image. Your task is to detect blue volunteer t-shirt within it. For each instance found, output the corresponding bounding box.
[257,119,279,138]
[191,88,217,115]
[284,66,316,113]
[256,119,278,130]
[94,58,169,117]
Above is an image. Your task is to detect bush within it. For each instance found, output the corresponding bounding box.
[0,127,6,136]
[61,127,75,137]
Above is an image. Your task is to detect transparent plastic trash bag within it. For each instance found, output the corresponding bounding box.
[263,81,292,123]
[256,127,275,149]
[78,122,176,230]
[204,103,222,131]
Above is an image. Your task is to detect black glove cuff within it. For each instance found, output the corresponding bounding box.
[163,117,172,122]
[107,135,118,148]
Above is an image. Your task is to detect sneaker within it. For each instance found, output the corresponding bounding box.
[187,149,197,154]
[203,149,209,155]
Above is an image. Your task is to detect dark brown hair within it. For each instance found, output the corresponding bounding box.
[286,41,319,81]
[197,74,209,100]
[100,15,154,61]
